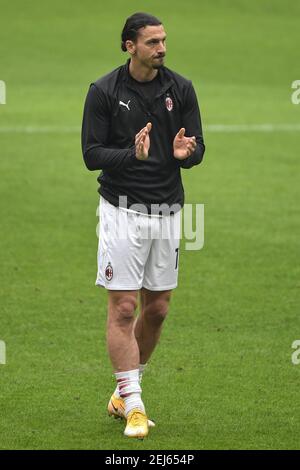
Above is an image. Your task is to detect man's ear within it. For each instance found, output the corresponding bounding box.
[126,40,136,55]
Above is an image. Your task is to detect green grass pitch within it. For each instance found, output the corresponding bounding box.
[0,0,300,449]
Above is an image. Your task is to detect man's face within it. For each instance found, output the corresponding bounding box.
[128,24,167,69]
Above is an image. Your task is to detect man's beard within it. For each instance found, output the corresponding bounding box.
[152,57,165,69]
[153,62,164,69]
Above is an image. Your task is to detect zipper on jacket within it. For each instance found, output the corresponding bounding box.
[124,80,174,117]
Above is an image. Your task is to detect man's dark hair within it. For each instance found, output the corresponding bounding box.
[121,12,162,52]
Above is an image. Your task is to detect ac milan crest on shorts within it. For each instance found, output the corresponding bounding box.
[105,262,113,281]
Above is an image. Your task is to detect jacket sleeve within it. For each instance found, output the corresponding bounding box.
[178,81,205,169]
[81,84,136,171]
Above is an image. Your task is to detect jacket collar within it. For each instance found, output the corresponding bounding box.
[121,58,174,94]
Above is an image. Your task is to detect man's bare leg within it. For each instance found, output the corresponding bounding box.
[107,290,139,372]
[134,288,172,364]
[106,289,150,437]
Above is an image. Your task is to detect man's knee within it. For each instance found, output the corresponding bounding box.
[144,299,170,325]
[108,293,138,327]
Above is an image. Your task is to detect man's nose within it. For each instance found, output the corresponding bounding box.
[158,42,166,54]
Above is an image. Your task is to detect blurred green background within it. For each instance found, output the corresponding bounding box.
[0,0,299,449]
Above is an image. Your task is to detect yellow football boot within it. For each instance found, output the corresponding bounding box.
[124,408,149,438]
[108,394,155,427]
[107,394,126,419]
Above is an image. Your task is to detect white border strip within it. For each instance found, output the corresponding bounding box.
[206,123,300,132]
[0,126,80,134]
[0,124,300,134]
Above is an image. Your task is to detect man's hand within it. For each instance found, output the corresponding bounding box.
[173,128,197,160]
[135,122,152,160]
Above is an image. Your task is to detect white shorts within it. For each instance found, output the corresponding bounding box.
[96,196,181,291]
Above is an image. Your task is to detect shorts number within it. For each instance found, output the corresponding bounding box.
[175,247,179,270]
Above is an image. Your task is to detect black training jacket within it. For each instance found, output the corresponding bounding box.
[81,58,205,214]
